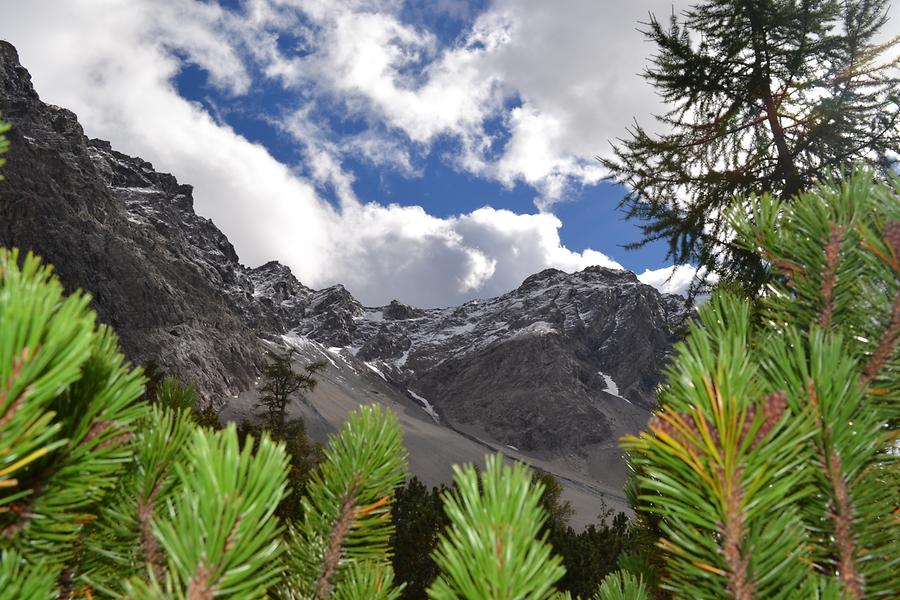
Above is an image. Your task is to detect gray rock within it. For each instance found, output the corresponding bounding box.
[295,263,686,453]
[0,40,265,399]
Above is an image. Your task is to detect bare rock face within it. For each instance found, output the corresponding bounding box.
[296,265,687,453]
[0,40,688,457]
[0,40,264,398]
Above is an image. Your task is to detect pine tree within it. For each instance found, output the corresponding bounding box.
[258,349,325,435]
[602,0,899,295]
[390,477,450,599]
[616,171,899,598]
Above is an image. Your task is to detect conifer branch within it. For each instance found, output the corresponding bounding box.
[0,347,31,429]
[826,452,862,600]
[807,382,863,599]
[860,289,900,385]
[721,466,751,600]
[137,480,164,582]
[315,473,361,600]
[818,224,845,329]
[186,558,214,600]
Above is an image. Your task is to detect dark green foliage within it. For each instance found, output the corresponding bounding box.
[530,470,636,599]
[238,418,323,524]
[139,359,163,404]
[602,0,899,296]
[550,513,632,599]
[390,477,451,599]
[154,376,197,412]
[142,366,221,430]
[621,172,899,599]
[258,349,325,435]
[533,470,575,532]
[191,400,223,430]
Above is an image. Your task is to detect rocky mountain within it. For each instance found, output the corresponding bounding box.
[0,40,687,524]
[253,264,686,454]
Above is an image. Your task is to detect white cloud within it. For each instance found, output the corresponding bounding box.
[2,0,635,308]
[17,0,877,303]
[245,0,679,206]
[637,265,701,297]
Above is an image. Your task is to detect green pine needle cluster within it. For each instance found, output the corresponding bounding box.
[428,455,565,599]
[621,171,899,599]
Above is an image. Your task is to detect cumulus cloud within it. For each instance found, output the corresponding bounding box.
[15,0,884,304]
[244,0,680,206]
[3,0,637,307]
[637,265,703,297]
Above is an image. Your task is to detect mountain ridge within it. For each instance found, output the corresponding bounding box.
[0,39,686,522]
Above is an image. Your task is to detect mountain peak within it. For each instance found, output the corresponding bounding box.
[579,264,639,283]
[518,267,567,289]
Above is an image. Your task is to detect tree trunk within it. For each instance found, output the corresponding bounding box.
[747,1,803,199]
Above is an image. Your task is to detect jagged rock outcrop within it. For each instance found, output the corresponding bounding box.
[0,40,687,459]
[288,265,687,452]
[248,261,313,331]
[0,41,266,397]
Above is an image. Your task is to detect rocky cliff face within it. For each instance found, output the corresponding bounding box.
[254,264,686,453]
[0,41,267,397]
[0,39,686,462]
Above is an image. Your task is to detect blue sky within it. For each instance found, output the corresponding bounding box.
[175,56,670,275]
[5,0,713,305]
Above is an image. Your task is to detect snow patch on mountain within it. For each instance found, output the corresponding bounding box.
[511,320,557,338]
[365,361,388,381]
[599,371,632,405]
[408,389,440,423]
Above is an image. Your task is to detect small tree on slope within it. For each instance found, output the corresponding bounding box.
[616,171,899,599]
[258,349,325,436]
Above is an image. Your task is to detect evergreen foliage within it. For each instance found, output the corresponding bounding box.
[428,455,566,599]
[281,404,407,600]
[0,249,146,580]
[595,572,649,600]
[390,477,450,599]
[258,349,325,435]
[619,171,899,599]
[237,419,323,524]
[389,472,636,599]
[602,0,899,295]
[550,512,632,599]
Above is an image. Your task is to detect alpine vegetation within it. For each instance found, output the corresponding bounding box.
[619,172,899,599]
